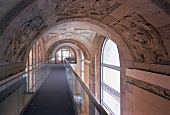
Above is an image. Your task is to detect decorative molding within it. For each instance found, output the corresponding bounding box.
[113,12,169,63]
[126,68,170,89]
[84,59,91,64]
[84,62,91,66]
[127,76,170,100]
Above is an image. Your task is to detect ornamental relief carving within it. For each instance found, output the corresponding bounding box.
[127,76,170,100]
[113,12,169,63]
[3,14,46,63]
[55,0,120,20]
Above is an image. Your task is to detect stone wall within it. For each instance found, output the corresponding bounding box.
[122,69,170,115]
[0,0,170,114]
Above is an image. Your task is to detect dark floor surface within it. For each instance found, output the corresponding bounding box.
[22,64,75,115]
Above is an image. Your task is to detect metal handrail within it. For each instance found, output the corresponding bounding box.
[64,59,108,115]
[0,64,44,92]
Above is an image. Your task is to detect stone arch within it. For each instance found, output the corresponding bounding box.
[17,19,132,79]
[0,0,169,66]
[0,16,154,80]
[0,1,169,115]
[45,39,91,62]
[0,1,133,66]
[50,44,78,61]
[43,20,133,60]
[19,17,170,76]
[53,45,77,63]
[0,0,169,82]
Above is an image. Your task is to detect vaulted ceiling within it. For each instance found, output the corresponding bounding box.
[0,0,170,79]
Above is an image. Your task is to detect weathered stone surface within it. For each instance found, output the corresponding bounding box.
[54,0,120,21]
[3,14,46,63]
[0,63,25,81]
[157,24,170,40]
[0,0,37,36]
[151,0,170,16]
[0,1,170,115]
[113,12,169,63]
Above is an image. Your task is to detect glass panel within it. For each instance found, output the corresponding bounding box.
[103,39,120,67]
[38,45,41,62]
[103,90,120,115]
[103,67,120,93]
[29,49,32,66]
[0,64,52,115]
[33,44,36,66]
[65,63,107,115]
[101,38,120,115]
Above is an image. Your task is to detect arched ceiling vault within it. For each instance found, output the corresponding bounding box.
[0,0,170,79]
[42,27,97,52]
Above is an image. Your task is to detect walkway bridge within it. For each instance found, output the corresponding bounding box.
[0,62,107,115]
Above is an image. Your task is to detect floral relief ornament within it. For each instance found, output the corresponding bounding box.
[113,12,168,63]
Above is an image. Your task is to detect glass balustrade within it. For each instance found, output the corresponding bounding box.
[64,61,108,115]
[0,63,107,115]
[0,64,53,115]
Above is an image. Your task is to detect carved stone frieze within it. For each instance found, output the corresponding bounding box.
[3,14,46,63]
[113,12,169,63]
[127,76,170,100]
[55,0,120,21]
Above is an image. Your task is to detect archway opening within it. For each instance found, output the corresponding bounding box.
[55,46,76,64]
[25,40,42,72]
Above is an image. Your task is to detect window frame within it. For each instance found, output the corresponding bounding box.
[101,38,120,115]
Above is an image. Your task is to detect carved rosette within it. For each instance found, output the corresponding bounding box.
[113,12,169,63]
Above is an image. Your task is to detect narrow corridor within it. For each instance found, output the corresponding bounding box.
[22,64,76,115]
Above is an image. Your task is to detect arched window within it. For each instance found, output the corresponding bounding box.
[80,51,84,81]
[101,38,120,115]
[55,46,76,63]
[25,41,42,92]
[25,41,41,71]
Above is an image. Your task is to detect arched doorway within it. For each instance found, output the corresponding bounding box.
[101,38,120,115]
[55,46,76,63]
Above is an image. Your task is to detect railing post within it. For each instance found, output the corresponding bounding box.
[89,100,95,115]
